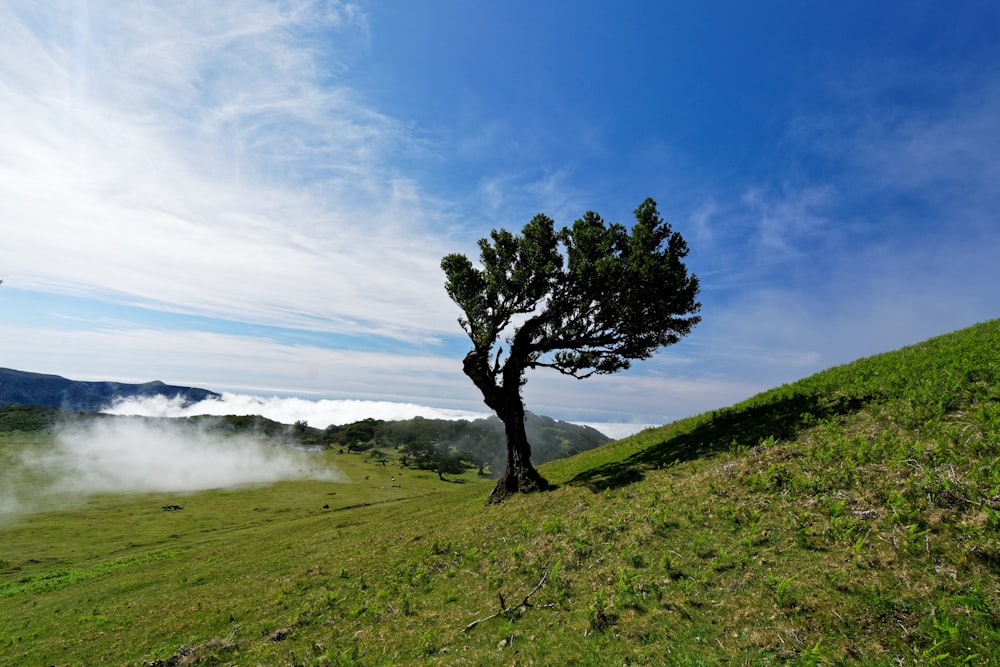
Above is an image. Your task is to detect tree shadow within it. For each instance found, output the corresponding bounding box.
[567,390,868,493]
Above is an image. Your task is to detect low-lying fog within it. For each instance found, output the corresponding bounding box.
[0,417,343,518]
[104,393,490,427]
[1,394,651,518]
[102,394,650,439]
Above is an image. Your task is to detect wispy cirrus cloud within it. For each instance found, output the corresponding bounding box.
[788,60,1000,224]
[0,1,457,342]
[672,56,1000,398]
[741,185,834,256]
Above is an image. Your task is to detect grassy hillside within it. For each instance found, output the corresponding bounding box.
[1,319,998,665]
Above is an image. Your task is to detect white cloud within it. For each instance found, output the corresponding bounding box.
[741,185,835,255]
[686,201,718,247]
[0,1,458,342]
[104,393,488,427]
[578,422,657,440]
[790,64,1000,229]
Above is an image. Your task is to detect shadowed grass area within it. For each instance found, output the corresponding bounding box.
[1,319,999,665]
[566,391,868,491]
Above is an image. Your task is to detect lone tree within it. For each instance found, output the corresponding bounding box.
[442,198,701,504]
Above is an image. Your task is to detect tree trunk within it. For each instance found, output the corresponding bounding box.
[462,347,550,504]
[487,396,550,504]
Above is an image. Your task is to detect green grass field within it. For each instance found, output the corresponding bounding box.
[2,319,999,665]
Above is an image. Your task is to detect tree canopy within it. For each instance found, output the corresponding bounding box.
[442,198,701,502]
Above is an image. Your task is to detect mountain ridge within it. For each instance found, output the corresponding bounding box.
[0,367,220,412]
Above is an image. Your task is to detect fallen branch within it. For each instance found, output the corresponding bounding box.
[462,571,553,632]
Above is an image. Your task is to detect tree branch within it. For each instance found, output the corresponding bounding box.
[462,570,552,633]
[530,361,601,379]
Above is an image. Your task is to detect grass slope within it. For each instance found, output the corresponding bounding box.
[2,319,999,665]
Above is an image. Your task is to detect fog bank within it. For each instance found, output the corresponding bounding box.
[103,393,649,438]
[104,393,489,428]
[1,417,343,517]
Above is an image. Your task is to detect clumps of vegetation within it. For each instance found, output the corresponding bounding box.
[262,411,608,479]
[0,405,69,432]
[319,413,609,477]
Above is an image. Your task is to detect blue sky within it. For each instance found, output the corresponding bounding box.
[1,1,998,431]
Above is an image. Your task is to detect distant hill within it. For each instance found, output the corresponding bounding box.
[315,411,611,473]
[0,368,220,412]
